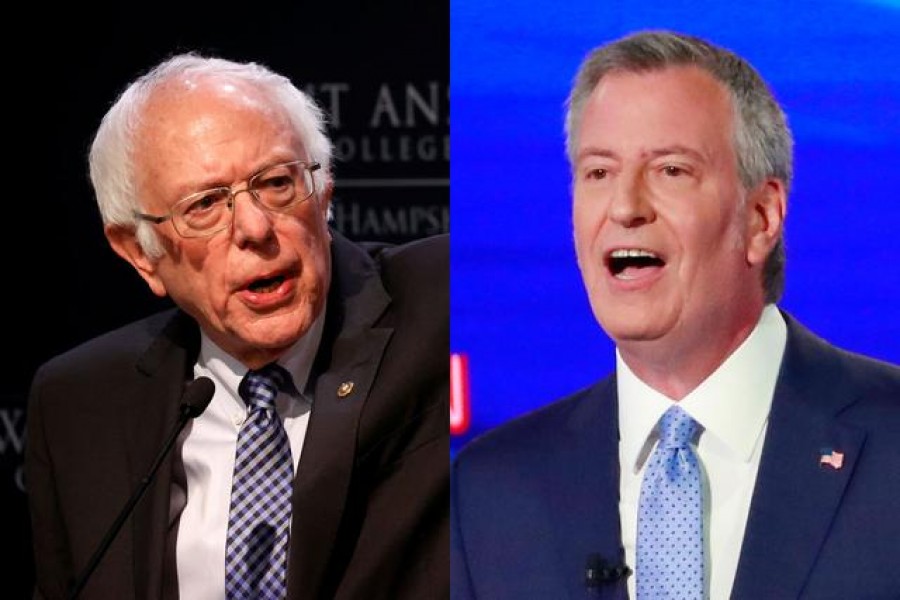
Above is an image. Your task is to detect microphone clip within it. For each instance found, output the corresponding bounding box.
[585,553,632,588]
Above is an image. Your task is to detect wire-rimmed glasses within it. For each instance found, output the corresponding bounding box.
[133,160,321,238]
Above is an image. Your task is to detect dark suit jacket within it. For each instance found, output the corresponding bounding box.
[451,312,900,599]
[26,231,449,600]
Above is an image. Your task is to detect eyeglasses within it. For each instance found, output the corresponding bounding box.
[133,160,321,238]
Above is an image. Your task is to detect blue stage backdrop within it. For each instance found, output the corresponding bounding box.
[450,0,900,453]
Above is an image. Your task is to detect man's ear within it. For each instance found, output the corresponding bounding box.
[318,179,334,240]
[104,224,168,297]
[746,178,786,267]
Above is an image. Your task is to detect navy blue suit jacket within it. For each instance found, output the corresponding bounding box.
[451,312,900,599]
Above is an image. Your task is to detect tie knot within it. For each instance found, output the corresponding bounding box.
[239,363,294,412]
[658,405,699,449]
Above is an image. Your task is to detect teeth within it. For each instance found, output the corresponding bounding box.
[610,248,658,259]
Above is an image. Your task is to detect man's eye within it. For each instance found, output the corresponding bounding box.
[585,168,607,180]
[256,174,294,190]
[662,165,686,177]
[184,192,226,214]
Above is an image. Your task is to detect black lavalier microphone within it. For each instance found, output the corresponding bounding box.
[585,553,632,588]
[67,376,216,599]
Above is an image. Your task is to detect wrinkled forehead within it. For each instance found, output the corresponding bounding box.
[142,74,285,127]
[132,74,297,159]
[579,66,737,148]
[128,73,304,200]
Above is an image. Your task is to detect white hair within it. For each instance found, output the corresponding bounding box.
[88,52,333,258]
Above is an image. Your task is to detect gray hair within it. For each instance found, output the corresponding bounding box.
[88,52,333,258]
[564,30,792,303]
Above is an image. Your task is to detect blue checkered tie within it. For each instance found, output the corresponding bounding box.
[225,364,294,599]
[636,405,705,599]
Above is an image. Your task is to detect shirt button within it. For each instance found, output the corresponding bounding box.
[233,413,245,427]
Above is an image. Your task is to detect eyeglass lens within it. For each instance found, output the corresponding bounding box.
[176,162,315,236]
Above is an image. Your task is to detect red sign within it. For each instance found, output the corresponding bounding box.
[450,353,471,435]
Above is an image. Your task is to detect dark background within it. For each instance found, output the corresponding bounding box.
[3,2,447,595]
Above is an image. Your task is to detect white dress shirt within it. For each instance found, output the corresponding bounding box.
[618,304,787,600]
[173,311,325,600]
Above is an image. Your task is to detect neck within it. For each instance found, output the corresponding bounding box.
[618,305,767,400]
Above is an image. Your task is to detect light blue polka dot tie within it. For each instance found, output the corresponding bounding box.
[637,405,705,599]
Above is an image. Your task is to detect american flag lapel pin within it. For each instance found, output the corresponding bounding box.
[819,447,844,470]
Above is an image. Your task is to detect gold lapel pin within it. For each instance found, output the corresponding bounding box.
[337,381,355,398]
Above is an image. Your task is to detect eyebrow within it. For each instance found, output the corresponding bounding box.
[170,175,230,202]
[575,144,707,164]
[575,147,618,163]
[174,159,296,199]
[646,145,707,162]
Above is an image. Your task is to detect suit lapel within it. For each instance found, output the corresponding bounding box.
[126,311,199,600]
[551,377,629,600]
[731,314,866,599]
[286,233,392,600]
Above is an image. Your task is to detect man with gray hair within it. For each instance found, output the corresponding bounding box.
[26,53,449,599]
[451,30,899,599]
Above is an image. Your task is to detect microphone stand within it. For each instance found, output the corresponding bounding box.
[67,378,214,599]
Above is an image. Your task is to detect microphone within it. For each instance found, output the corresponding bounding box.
[67,376,216,599]
[584,553,632,588]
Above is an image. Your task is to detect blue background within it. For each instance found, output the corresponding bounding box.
[450,0,900,453]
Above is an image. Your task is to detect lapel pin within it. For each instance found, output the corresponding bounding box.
[337,381,354,398]
[819,447,844,470]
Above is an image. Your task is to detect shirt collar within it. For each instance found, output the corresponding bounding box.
[617,304,787,473]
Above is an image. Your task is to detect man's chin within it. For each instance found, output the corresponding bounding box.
[596,313,671,346]
[243,314,315,347]
[213,309,317,357]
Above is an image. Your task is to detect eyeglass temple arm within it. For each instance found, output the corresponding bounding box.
[132,210,171,224]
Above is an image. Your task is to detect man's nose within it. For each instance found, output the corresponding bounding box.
[230,188,275,246]
[608,172,655,228]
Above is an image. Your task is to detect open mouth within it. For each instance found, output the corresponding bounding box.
[606,248,665,278]
[247,273,286,293]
